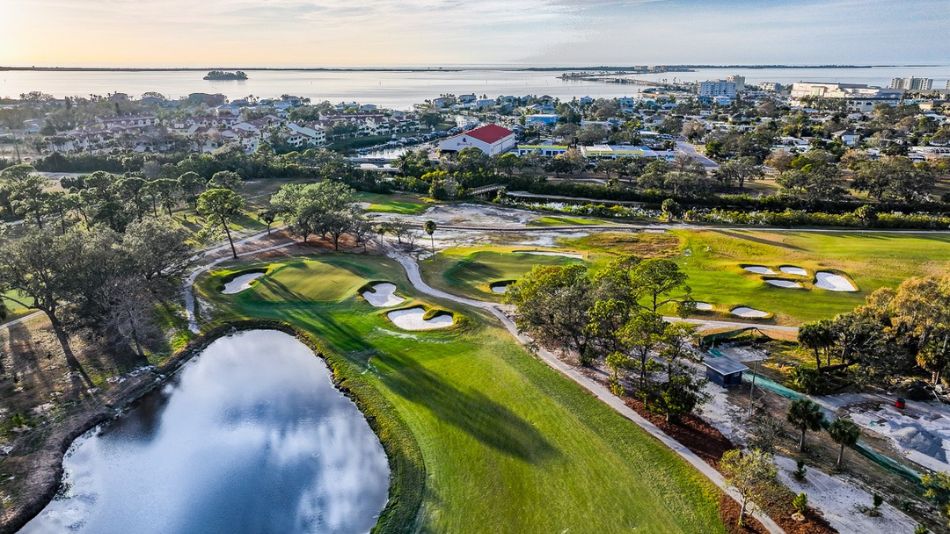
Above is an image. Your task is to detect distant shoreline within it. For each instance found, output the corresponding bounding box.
[0,64,940,73]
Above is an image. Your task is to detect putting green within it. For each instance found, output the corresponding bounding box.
[673,230,950,324]
[198,254,725,534]
[420,246,587,301]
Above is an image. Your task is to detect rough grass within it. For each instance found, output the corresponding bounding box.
[198,253,726,534]
[356,192,430,215]
[562,231,680,260]
[420,246,586,301]
[672,230,950,324]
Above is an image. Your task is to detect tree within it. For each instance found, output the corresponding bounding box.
[259,209,276,235]
[2,165,50,227]
[715,157,763,190]
[787,398,826,451]
[208,170,243,191]
[629,258,692,315]
[0,227,106,386]
[495,152,520,178]
[720,449,778,527]
[197,188,245,259]
[617,311,666,389]
[660,198,682,221]
[506,264,594,363]
[922,472,950,528]
[423,220,436,252]
[269,181,360,249]
[177,171,205,208]
[827,417,861,468]
[798,320,835,370]
[120,217,191,286]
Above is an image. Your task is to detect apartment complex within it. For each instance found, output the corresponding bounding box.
[890,77,933,91]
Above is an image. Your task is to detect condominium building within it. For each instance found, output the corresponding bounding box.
[697,80,737,98]
[725,75,746,92]
[890,77,933,91]
[790,82,903,111]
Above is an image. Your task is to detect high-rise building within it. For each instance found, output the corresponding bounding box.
[726,75,746,91]
[890,77,933,91]
[697,80,737,98]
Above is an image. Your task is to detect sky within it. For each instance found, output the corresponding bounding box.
[1,0,948,67]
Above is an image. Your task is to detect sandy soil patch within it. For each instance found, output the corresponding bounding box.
[814,272,858,292]
[780,265,808,276]
[361,282,405,308]
[221,272,265,294]
[730,306,770,318]
[765,279,804,289]
[386,307,454,331]
[849,402,950,473]
[775,456,918,534]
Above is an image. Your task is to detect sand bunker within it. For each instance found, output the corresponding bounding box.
[743,265,776,275]
[221,272,265,294]
[815,271,857,292]
[490,281,513,294]
[514,250,584,259]
[780,265,808,276]
[765,279,804,289]
[731,306,770,318]
[387,307,454,331]
[694,302,714,311]
[362,282,405,307]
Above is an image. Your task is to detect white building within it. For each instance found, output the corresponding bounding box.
[726,75,746,92]
[698,80,737,98]
[790,82,903,111]
[438,124,515,156]
[890,77,933,91]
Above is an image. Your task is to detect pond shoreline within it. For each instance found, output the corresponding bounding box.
[2,320,423,534]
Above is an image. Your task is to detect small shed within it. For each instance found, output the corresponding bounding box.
[703,357,749,388]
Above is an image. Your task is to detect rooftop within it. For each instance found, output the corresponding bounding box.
[465,124,514,144]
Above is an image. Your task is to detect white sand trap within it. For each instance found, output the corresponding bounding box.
[815,271,857,292]
[490,281,512,294]
[694,302,714,311]
[731,306,770,318]
[221,272,265,294]
[780,265,808,276]
[742,265,776,275]
[362,282,405,307]
[387,307,454,331]
[764,279,804,289]
[514,250,584,259]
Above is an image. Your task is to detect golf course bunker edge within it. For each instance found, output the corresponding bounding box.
[779,265,808,276]
[490,280,516,294]
[742,265,776,275]
[814,271,858,292]
[362,282,406,307]
[730,306,770,319]
[221,271,266,294]
[387,306,455,331]
[764,279,804,289]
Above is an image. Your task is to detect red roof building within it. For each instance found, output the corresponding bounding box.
[438,124,516,156]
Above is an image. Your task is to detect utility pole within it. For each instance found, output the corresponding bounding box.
[748,358,759,417]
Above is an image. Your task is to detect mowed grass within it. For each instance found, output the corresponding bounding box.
[673,230,950,324]
[420,246,587,301]
[198,254,725,533]
[356,191,431,215]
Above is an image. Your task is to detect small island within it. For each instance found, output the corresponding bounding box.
[203,70,248,81]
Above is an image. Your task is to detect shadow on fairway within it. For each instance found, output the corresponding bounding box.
[380,351,558,463]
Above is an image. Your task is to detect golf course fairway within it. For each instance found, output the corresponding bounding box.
[197,253,726,533]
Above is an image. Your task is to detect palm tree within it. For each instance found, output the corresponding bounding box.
[828,417,861,468]
[423,220,436,252]
[787,398,826,452]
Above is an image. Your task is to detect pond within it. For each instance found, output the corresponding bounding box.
[21,330,390,534]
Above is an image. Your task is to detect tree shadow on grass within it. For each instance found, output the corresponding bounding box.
[712,229,806,252]
[378,350,558,463]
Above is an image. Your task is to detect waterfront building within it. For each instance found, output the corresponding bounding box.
[890,77,934,91]
[438,124,515,156]
[698,80,737,98]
